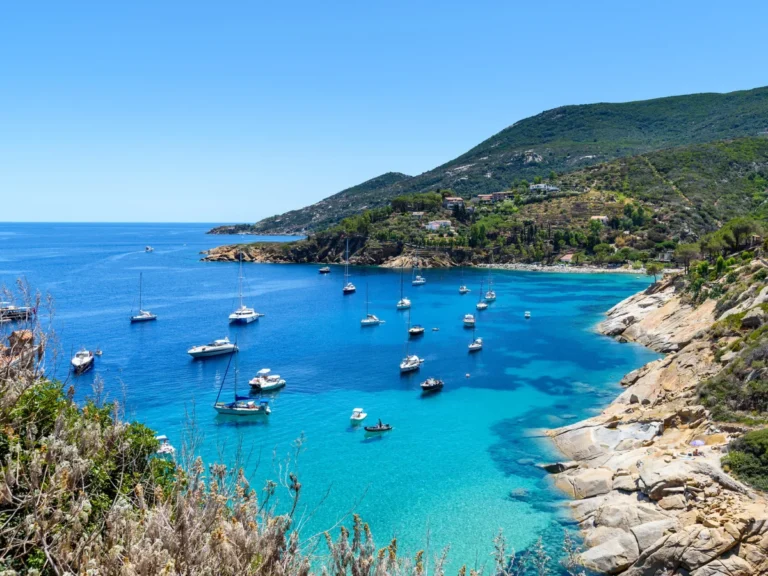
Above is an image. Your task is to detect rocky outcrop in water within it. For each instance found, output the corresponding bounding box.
[547,274,768,575]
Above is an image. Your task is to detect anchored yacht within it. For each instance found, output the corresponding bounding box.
[229,254,261,324]
[71,349,95,374]
[188,337,238,358]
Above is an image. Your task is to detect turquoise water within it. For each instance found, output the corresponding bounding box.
[0,223,659,569]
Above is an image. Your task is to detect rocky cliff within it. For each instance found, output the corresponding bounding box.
[546,271,768,575]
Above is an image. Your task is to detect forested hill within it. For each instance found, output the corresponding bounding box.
[211,85,768,235]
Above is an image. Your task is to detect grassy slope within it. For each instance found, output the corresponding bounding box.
[243,86,768,234]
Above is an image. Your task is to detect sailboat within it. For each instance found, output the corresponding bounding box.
[484,257,497,301]
[399,340,423,372]
[229,254,261,324]
[411,259,426,286]
[360,284,383,326]
[476,280,488,310]
[343,239,356,294]
[396,264,411,309]
[459,266,471,294]
[468,324,483,352]
[214,352,271,416]
[407,307,424,336]
[130,272,157,323]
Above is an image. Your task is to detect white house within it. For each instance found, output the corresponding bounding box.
[426,220,452,231]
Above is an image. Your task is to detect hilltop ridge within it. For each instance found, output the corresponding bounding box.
[212,85,768,235]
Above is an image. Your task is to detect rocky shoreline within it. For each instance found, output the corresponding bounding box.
[544,277,768,574]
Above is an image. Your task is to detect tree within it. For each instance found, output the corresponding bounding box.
[716,255,727,277]
[674,243,700,273]
[726,217,760,250]
[533,175,543,184]
[549,170,557,181]
[645,262,663,283]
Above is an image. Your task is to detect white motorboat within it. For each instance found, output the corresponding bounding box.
[319,266,331,274]
[399,354,423,372]
[188,337,238,358]
[130,273,157,323]
[360,284,383,326]
[396,265,411,309]
[155,435,176,455]
[214,354,271,416]
[463,313,476,327]
[0,303,34,322]
[71,349,95,374]
[525,311,531,319]
[350,408,367,423]
[229,254,261,324]
[407,308,424,336]
[249,368,286,391]
[343,239,356,294]
[409,324,425,336]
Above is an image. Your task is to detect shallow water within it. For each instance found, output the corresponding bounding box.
[0,222,659,570]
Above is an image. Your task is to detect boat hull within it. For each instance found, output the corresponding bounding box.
[71,360,94,374]
[229,314,258,324]
[130,315,157,323]
[214,404,270,416]
[188,346,237,358]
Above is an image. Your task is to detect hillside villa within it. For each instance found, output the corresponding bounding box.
[425,219,452,231]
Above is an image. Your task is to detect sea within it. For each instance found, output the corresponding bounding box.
[0,222,659,571]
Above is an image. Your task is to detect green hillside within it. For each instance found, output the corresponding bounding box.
[208,172,411,235]
[206,137,768,267]
[221,86,768,235]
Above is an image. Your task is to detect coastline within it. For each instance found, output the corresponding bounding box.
[544,276,768,574]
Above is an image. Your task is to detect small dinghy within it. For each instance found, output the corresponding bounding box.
[525,311,531,319]
[319,266,331,274]
[420,378,444,393]
[364,420,392,433]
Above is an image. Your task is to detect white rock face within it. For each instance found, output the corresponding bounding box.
[547,276,768,575]
[580,532,640,574]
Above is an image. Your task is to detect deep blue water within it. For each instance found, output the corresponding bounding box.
[0,222,659,570]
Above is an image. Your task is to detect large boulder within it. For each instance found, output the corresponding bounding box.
[580,532,640,574]
[625,525,737,575]
[559,468,614,499]
[594,503,670,531]
[690,553,755,576]
[630,518,679,552]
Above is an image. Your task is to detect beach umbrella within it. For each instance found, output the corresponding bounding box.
[690,439,706,447]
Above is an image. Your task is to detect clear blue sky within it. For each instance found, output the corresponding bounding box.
[2,1,767,223]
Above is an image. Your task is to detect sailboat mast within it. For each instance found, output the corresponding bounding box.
[366,283,369,315]
[138,272,142,310]
[238,253,244,308]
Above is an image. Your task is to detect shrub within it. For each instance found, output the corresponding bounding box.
[723,428,768,491]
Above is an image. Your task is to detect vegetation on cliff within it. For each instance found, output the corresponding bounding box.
[224,86,768,235]
[206,138,768,269]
